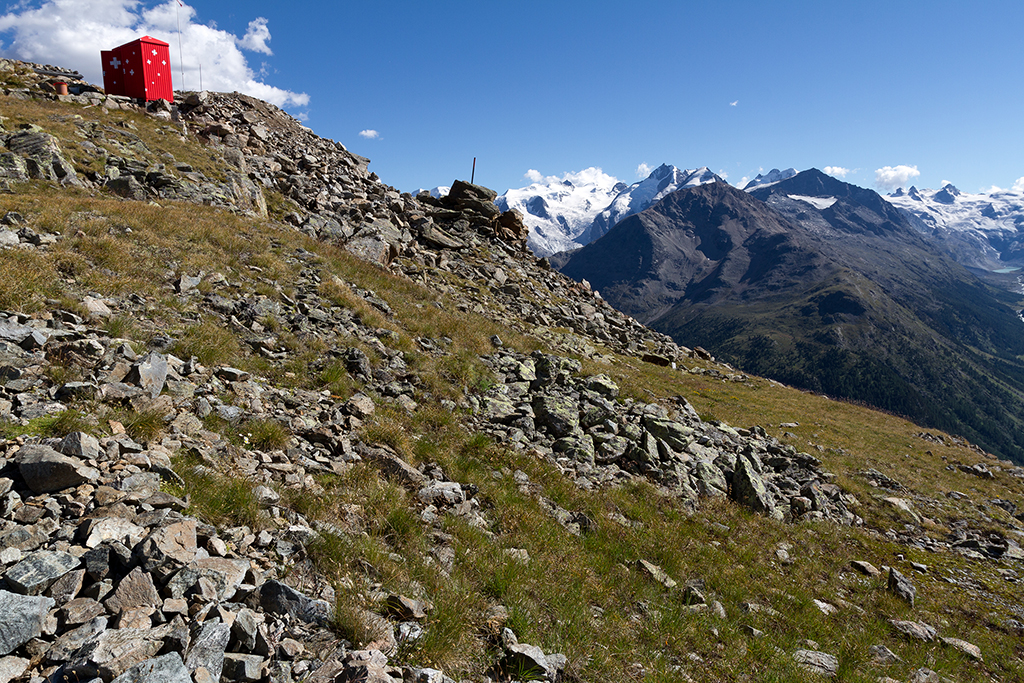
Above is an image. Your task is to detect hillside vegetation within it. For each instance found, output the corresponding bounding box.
[0,59,1022,683]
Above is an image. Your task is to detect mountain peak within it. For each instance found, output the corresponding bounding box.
[747,169,919,238]
[495,167,627,257]
[742,168,798,190]
[583,165,724,244]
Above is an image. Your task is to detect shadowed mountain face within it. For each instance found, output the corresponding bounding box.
[554,172,1024,462]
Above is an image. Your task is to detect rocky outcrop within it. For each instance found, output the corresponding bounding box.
[468,349,861,524]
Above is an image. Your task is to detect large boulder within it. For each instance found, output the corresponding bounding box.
[17,445,100,494]
[731,455,775,516]
[533,395,580,439]
[0,591,54,655]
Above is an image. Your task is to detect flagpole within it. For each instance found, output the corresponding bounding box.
[175,0,185,90]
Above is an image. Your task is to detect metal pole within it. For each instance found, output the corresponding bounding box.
[471,157,476,185]
[176,2,185,90]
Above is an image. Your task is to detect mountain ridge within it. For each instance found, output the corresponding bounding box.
[555,172,1024,463]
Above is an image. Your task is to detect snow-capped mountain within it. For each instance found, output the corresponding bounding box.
[581,165,724,245]
[886,183,1024,270]
[494,168,626,257]
[414,186,450,199]
[742,168,798,190]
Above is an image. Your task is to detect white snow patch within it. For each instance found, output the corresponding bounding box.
[788,195,837,210]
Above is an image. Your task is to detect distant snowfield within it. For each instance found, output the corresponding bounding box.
[495,168,626,257]
[886,183,1024,270]
[789,195,837,210]
[497,164,723,257]
[887,184,1024,236]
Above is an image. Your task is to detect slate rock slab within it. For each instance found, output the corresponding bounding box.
[890,619,937,642]
[4,550,80,595]
[67,624,169,680]
[732,454,775,515]
[0,656,29,683]
[110,652,191,683]
[941,636,983,662]
[136,519,199,571]
[794,649,839,677]
[888,567,916,607]
[17,444,99,494]
[183,622,230,681]
[258,580,330,625]
[104,567,161,614]
[222,652,264,682]
[0,590,54,655]
[60,431,101,460]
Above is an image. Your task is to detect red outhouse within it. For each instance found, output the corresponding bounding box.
[101,36,174,102]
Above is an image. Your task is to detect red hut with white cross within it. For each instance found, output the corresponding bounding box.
[101,36,174,102]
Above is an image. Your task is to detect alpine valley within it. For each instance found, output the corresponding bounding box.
[550,170,1024,464]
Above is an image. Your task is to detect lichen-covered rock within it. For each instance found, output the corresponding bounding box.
[732,454,775,516]
[0,591,54,655]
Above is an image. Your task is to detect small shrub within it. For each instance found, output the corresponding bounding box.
[172,454,265,529]
[331,591,377,649]
[46,409,94,437]
[381,506,421,549]
[319,359,356,398]
[42,350,84,386]
[173,320,241,366]
[104,315,137,339]
[119,407,169,442]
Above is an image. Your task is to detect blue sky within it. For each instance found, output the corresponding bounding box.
[2,0,1022,195]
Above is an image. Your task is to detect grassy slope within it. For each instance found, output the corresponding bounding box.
[0,91,1022,682]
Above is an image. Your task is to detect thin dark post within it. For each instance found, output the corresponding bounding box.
[471,157,476,185]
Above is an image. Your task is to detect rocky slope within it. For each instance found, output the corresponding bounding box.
[0,58,1022,683]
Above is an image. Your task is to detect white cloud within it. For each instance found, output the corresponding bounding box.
[358,129,379,139]
[716,169,728,180]
[0,0,308,108]
[524,169,543,183]
[940,179,953,187]
[636,163,652,178]
[1012,177,1024,193]
[735,176,749,188]
[238,17,272,55]
[823,166,849,178]
[874,165,920,191]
